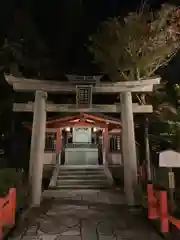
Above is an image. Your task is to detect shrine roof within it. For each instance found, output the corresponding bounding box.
[46,113,121,127]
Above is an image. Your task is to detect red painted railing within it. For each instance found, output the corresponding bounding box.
[147,183,180,233]
[0,188,16,239]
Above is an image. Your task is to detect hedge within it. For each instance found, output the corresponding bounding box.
[0,168,28,210]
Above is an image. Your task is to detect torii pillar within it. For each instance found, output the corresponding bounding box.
[29,91,47,206]
[102,126,109,164]
[121,92,138,206]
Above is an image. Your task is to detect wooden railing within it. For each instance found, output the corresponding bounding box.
[147,183,180,233]
[0,188,16,239]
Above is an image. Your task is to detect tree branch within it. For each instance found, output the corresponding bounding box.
[121,72,129,81]
[147,47,180,77]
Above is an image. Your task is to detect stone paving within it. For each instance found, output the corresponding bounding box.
[10,189,162,240]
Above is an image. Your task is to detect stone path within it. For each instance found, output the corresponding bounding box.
[10,189,162,240]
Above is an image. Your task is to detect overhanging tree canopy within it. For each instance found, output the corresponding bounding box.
[89,4,180,82]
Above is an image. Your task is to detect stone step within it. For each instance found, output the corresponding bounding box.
[59,167,104,171]
[59,165,104,169]
[54,184,109,189]
[57,175,107,180]
[58,174,105,179]
[58,171,105,175]
[55,166,110,190]
[57,179,108,185]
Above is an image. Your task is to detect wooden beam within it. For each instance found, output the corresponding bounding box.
[45,128,57,132]
[13,103,153,113]
[25,125,57,132]
[6,75,160,93]
[25,127,62,132]
[26,122,109,129]
[53,121,107,128]
[47,115,81,124]
[48,119,119,128]
[83,113,120,125]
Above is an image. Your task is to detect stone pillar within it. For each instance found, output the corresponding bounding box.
[120,92,138,206]
[103,127,109,164]
[56,128,61,153]
[29,91,47,206]
[56,128,62,164]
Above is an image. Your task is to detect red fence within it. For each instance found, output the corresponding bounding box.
[0,188,16,239]
[147,183,180,233]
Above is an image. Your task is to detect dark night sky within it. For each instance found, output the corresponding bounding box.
[0,0,179,82]
[0,0,179,83]
[1,0,175,76]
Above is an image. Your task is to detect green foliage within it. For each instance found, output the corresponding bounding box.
[150,81,180,151]
[152,82,179,121]
[0,169,27,199]
[89,4,180,81]
[0,169,20,196]
[0,6,51,76]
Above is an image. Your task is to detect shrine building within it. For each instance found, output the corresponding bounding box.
[25,113,123,166]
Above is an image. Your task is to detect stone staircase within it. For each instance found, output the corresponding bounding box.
[55,166,113,189]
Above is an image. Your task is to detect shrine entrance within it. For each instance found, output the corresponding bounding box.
[6,74,160,206]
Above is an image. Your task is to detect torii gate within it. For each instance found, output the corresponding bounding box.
[5,75,160,206]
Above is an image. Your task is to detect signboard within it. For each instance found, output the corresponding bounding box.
[159,150,180,168]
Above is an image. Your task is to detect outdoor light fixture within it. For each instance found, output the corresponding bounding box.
[93,127,97,132]
[65,127,70,132]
